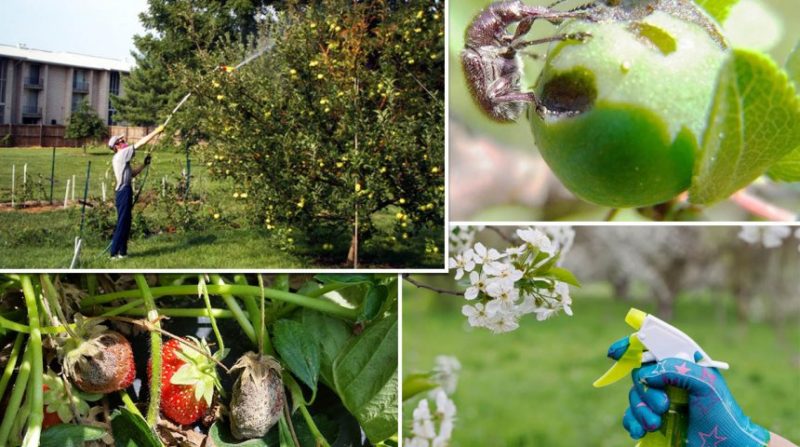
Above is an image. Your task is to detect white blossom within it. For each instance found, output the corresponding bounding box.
[486,313,519,333]
[517,227,555,255]
[464,271,486,300]
[472,242,503,265]
[462,303,491,328]
[405,390,456,447]
[762,226,791,248]
[433,356,461,395]
[448,249,475,280]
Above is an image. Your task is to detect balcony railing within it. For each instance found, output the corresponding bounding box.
[24,77,43,89]
[73,81,89,93]
[22,105,41,117]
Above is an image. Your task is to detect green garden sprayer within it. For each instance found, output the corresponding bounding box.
[594,308,729,447]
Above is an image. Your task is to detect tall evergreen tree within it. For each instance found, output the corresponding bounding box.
[113,0,277,125]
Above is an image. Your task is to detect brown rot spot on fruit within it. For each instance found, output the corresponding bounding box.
[539,68,598,116]
[629,22,677,55]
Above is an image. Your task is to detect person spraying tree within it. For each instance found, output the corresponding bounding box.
[107,126,163,259]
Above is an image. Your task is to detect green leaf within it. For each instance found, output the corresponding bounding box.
[40,424,106,447]
[547,267,582,287]
[690,49,800,204]
[300,309,352,389]
[333,314,398,443]
[314,274,373,285]
[767,41,800,181]
[360,285,388,322]
[273,319,320,393]
[402,373,438,401]
[110,409,162,447]
[694,0,740,23]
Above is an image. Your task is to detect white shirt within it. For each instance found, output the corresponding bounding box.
[112,144,137,191]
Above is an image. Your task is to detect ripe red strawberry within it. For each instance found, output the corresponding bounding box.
[59,318,136,394]
[148,338,221,425]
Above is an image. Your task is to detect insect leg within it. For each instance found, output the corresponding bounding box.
[513,31,592,50]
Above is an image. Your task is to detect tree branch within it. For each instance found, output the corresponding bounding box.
[402,274,464,297]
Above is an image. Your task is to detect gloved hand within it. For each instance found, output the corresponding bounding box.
[619,350,771,446]
[144,154,152,166]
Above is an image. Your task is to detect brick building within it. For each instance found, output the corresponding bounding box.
[0,43,131,126]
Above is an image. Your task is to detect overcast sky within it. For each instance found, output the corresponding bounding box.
[0,0,149,61]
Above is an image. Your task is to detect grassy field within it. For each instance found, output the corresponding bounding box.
[0,147,443,268]
[403,283,800,446]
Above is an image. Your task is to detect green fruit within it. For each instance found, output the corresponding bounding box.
[530,1,729,208]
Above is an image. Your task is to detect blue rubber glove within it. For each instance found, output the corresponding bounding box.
[618,349,771,446]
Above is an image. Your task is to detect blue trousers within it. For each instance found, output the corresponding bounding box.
[110,185,133,256]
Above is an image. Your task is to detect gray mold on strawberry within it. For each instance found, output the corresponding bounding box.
[229,352,285,440]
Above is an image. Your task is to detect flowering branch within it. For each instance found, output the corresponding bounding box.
[731,190,796,222]
[402,275,464,297]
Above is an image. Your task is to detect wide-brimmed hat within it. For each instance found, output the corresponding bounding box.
[108,135,125,149]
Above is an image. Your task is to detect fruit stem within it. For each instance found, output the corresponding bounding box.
[0,343,32,446]
[257,274,275,355]
[84,284,359,320]
[134,274,162,426]
[199,276,225,353]
[0,332,24,406]
[731,189,796,222]
[40,274,82,340]
[299,403,331,447]
[20,275,43,447]
[0,314,32,333]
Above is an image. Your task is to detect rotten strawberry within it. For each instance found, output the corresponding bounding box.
[229,352,285,440]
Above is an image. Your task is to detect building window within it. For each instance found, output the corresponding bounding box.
[0,58,7,103]
[109,71,120,95]
[26,63,42,87]
[71,93,86,112]
[73,69,89,92]
[108,71,120,125]
[0,105,5,125]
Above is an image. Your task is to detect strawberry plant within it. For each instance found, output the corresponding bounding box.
[0,273,398,446]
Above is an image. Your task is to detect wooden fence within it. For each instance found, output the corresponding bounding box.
[0,124,157,148]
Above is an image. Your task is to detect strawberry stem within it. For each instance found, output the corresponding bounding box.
[211,274,258,344]
[83,284,359,320]
[119,390,145,420]
[134,274,162,426]
[40,274,82,341]
[299,404,331,447]
[0,333,24,415]
[20,275,43,447]
[0,343,32,446]
[199,276,225,353]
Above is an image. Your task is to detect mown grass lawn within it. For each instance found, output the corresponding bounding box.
[403,284,800,446]
[0,147,444,269]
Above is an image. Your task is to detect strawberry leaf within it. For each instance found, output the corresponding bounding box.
[273,319,320,393]
[40,424,106,447]
[110,409,161,447]
[333,313,398,443]
[299,309,351,389]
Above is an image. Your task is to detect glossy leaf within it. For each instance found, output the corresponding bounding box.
[360,285,388,322]
[110,409,161,447]
[548,267,582,287]
[333,314,398,443]
[40,424,106,447]
[273,319,320,393]
[314,274,373,285]
[690,49,800,203]
[402,373,438,401]
[767,41,800,181]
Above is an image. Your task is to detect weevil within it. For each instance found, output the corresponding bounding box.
[461,0,596,122]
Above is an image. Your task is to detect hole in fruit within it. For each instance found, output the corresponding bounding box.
[629,22,677,55]
[539,68,597,115]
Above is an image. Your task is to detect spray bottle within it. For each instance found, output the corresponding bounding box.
[594,308,729,447]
